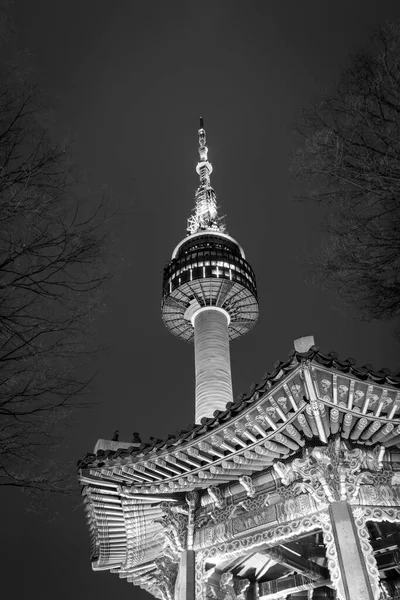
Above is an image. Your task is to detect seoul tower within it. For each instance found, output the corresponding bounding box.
[161,119,259,423]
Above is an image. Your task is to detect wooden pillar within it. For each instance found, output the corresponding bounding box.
[328,502,375,600]
[177,550,195,600]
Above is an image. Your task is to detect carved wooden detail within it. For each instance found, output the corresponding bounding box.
[273,438,387,505]
[239,475,256,498]
[156,502,189,557]
[195,513,322,600]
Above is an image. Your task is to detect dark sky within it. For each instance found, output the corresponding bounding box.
[2,2,400,599]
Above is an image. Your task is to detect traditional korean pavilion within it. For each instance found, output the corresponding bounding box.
[78,122,400,600]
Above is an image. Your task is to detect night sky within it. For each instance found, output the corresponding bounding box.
[2,2,400,599]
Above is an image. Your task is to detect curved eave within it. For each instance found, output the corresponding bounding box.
[79,348,400,466]
[78,350,400,497]
[80,482,177,571]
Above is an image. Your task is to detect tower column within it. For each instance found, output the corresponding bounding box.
[193,307,233,423]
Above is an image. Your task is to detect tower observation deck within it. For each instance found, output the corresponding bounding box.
[161,119,258,423]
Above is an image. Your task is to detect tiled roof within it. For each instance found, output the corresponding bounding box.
[78,346,400,469]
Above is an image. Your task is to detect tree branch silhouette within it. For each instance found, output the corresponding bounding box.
[0,60,111,497]
[292,23,400,335]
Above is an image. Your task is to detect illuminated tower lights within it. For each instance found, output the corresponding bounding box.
[161,119,259,423]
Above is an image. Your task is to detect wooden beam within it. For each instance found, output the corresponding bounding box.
[262,546,330,581]
[371,533,400,552]
[259,574,331,600]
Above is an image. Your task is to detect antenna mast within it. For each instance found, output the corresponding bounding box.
[187,118,226,235]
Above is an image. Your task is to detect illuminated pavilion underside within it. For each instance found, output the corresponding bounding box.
[78,345,400,600]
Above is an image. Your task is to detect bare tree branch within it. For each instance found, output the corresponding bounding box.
[292,22,400,334]
[0,58,112,498]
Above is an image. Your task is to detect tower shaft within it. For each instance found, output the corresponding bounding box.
[193,308,232,423]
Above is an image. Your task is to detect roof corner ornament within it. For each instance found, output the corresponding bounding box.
[187,117,226,235]
[207,484,224,508]
[239,474,256,498]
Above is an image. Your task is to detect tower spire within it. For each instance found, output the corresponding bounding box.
[187,118,226,235]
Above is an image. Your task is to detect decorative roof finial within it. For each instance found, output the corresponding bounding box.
[187,118,226,235]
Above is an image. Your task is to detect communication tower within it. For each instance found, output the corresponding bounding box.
[161,119,259,422]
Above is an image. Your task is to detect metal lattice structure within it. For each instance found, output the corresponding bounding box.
[187,117,225,235]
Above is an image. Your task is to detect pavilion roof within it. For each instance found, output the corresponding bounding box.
[78,345,400,471]
[78,344,400,578]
